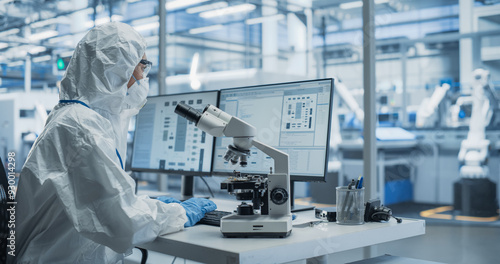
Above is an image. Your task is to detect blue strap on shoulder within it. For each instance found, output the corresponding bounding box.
[116,149,124,170]
[59,100,90,109]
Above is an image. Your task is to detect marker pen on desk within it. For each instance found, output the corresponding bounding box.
[356,177,364,189]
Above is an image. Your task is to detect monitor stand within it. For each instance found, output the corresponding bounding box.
[180,175,209,201]
[290,181,315,212]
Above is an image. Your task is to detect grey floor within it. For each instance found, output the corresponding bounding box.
[330,224,500,264]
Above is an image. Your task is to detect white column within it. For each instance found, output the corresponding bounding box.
[24,56,31,93]
[286,13,307,76]
[262,0,279,72]
[459,0,474,89]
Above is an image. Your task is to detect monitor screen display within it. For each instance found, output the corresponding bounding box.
[131,91,219,175]
[212,79,334,181]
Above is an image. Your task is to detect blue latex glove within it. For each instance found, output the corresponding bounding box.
[157,196,181,204]
[180,198,217,227]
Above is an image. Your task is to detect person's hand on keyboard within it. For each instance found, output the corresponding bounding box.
[179,198,217,227]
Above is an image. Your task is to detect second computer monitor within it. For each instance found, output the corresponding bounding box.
[212,79,334,181]
[131,91,219,175]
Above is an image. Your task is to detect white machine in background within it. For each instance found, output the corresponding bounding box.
[458,69,493,178]
[175,103,292,238]
[454,69,499,217]
[416,83,451,128]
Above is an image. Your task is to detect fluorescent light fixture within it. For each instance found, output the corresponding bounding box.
[246,14,285,25]
[0,43,8,49]
[111,15,123,22]
[133,22,159,32]
[166,0,210,10]
[85,17,111,28]
[340,0,390,9]
[199,3,256,18]
[29,30,58,41]
[8,61,24,67]
[28,46,47,54]
[339,1,363,9]
[48,35,73,44]
[127,0,141,2]
[0,28,20,38]
[189,24,224,34]
[31,18,58,28]
[186,2,228,14]
[32,55,52,63]
[190,52,201,90]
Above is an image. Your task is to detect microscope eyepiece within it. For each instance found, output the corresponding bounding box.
[175,103,202,125]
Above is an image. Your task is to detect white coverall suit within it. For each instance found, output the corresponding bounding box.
[12,22,188,263]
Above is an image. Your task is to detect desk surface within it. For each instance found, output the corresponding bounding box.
[140,199,425,264]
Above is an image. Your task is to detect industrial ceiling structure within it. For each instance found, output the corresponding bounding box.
[0,0,499,92]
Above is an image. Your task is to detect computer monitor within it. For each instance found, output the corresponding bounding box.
[131,91,219,198]
[212,79,334,209]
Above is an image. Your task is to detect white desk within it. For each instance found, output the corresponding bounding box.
[139,199,425,264]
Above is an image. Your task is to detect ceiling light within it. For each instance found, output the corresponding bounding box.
[186,2,228,14]
[189,24,224,34]
[340,0,390,9]
[339,1,363,9]
[246,14,286,25]
[28,46,47,54]
[29,30,58,41]
[31,18,58,28]
[199,3,256,18]
[32,55,52,63]
[166,0,210,10]
[133,22,160,32]
[111,15,123,22]
[0,28,20,38]
[8,61,24,67]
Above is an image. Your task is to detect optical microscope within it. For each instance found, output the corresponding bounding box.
[175,103,292,238]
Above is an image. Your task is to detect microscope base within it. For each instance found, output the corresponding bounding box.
[221,214,292,238]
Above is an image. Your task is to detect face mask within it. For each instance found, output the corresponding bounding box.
[124,76,149,112]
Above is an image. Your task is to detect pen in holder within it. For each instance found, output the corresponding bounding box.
[336,186,365,225]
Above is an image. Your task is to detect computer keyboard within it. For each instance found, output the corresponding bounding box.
[198,210,233,227]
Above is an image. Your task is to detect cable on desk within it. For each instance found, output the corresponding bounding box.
[199,176,215,198]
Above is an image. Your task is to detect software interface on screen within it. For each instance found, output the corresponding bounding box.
[213,79,333,179]
[131,91,218,174]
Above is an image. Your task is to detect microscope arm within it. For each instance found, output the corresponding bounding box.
[251,140,289,176]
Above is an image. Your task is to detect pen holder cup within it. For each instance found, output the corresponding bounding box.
[336,186,365,225]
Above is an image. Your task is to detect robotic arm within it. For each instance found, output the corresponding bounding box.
[458,69,492,178]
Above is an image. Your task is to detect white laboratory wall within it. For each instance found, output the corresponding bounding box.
[0,91,59,168]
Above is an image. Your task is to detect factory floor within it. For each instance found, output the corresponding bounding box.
[125,223,500,264]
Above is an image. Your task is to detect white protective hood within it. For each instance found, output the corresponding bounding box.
[13,22,187,264]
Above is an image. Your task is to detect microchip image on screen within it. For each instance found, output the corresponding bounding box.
[213,79,333,181]
[131,91,218,174]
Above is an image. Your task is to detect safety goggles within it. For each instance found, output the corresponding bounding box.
[140,59,152,77]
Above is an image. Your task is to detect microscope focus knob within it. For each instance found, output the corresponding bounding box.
[271,188,289,205]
